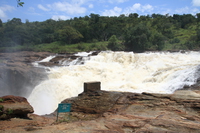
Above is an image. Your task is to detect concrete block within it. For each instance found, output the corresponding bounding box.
[84,81,101,92]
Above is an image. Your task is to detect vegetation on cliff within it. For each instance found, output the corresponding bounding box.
[0,13,200,52]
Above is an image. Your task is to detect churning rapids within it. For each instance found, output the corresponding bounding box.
[28,51,200,115]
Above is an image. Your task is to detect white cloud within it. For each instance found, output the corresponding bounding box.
[101,3,155,17]
[53,2,86,14]
[192,0,200,6]
[1,5,15,12]
[175,6,200,15]
[159,9,172,15]
[0,5,15,20]
[89,4,94,8]
[38,1,87,15]
[108,0,129,4]
[51,15,70,21]
[143,4,154,12]
[125,3,154,13]
[28,7,35,12]
[0,10,6,18]
[175,7,190,14]
[191,8,200,13]
[38,4,50,11]
[132,3,141,10]
[102,6,122,16]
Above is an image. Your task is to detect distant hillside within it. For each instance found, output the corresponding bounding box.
[0,13,200,53]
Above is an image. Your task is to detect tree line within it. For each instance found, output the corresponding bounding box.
[1,13,200,52]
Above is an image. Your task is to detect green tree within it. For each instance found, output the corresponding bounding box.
[108,35,124,51]
[4,18,24,46]
[124,23,150,52]
[129,13,139,18]
[0,19,2,27]
[0,19,4,46]
[196,13,200,22]
[70,19,90,42]
[181,14,195,28]
[152,17,173,39]
[57,26,83,44]
[89,13,100,24]
[195,29,200,43]
[39,19,56,43]
[151,31,166,50]
[151,13,165,18]
[17,0,24,7]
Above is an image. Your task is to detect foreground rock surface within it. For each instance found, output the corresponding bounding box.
[1,89,200,133]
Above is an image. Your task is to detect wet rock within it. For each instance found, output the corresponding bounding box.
[39,62,61,67]
[47,55,80,66]
[89,51,100,56]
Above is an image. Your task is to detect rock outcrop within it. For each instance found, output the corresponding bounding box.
[0,95,33,120]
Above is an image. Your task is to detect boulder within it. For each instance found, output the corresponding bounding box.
[0,95,34,120]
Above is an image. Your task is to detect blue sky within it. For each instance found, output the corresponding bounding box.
[0,0,200,22]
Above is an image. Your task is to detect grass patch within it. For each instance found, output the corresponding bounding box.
[0,41,109,53]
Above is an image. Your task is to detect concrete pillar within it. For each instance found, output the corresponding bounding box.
[84,81,101,93]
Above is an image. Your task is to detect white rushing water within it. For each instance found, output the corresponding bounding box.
[32,55,56,68]
[28,51,200,115]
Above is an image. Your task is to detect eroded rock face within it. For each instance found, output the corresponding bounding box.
[0,51,52,97]
[0,95,34,120]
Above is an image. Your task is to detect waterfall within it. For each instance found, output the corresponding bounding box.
[28,51,200,115]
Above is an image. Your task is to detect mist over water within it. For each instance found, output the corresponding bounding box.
[28,51,200,115]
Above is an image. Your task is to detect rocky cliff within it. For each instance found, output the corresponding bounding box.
[0,51,52,97]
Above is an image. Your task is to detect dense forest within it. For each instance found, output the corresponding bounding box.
[1,13,200,53]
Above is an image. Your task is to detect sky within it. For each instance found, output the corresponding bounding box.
[0,0,200,22]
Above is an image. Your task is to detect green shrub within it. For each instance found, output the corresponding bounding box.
[0,99,3,102]
[170,38,180,44]
[7,109,13,115]
[0,105,3,111]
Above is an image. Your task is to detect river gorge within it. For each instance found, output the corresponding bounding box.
[2,51,200,132]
